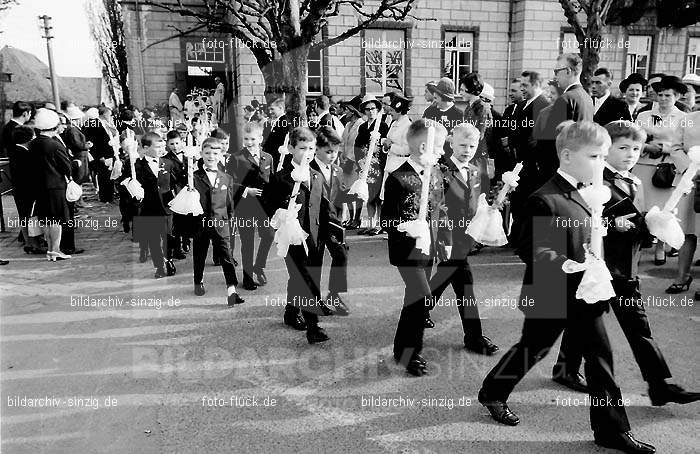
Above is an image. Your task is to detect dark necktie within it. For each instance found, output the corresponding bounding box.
[614,173,637,199]
[205,168,217,173]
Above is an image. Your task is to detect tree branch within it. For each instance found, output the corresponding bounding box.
[142,23,208,51]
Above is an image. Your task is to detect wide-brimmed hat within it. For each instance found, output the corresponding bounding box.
[33,108,60,130]
[619,73,648,93]
[433,77,455,100]
[480,83,495,102]
[64,105,84,120]
[682,73,700,89]
[652,75,688,95]
[388,94,411,114]
[359,94,381,111]
[341,95,363,116]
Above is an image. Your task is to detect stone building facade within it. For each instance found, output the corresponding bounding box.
[121,0,700,120]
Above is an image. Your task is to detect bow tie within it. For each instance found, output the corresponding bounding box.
[205,168,218,173]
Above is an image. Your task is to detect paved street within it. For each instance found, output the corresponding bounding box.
[1,194,699,453]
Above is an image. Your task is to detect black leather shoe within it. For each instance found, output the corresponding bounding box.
[242,275,258,291]
[254,269,268,286]
[0,259,8,266]
[594,431,655,453]
[61,248,85,255]
[182,242,191,253]
[326,293,350,316]
[464,335,499,356]
[478,389,520,426]
[227,293,245,307]
[172,249,186,260]
[424,316,435,329]
[139,250,149,263]
[649,383,700,406]
[194,282,206,296]
[307,327,330,344]
[553,373,589,393]
[165,260,176,276]
[394,353,427,376]
[154,267,166,279]
[284,312,307,330]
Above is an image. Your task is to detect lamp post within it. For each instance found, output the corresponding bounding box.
[39,14,60,108]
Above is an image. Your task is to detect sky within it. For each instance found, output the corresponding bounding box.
[0,0,101,77]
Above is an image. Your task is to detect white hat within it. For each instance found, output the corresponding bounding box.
[682,73,700,88]
[65,105,84,120]
[480,83,495,102]
[84,107,99,119]
[33,108,60,130]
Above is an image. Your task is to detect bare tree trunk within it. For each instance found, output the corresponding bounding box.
[581,11,603,89]
[261,43,310,128]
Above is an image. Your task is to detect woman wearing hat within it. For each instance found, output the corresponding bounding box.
[380,93,412,200]
[339,96,365,229]
[619,73,649,121]
[681,73,700,111]
[633,75,689,266]
[354,94,390,235]
[30,108,73,261]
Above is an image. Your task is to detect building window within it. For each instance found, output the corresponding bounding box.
[687,37,700,76]
[307,46,323,95]
[185,40,224,63]
[561,32,580,54]
[364,28,405,95]
[626,35,652,78]
[443,31,474,93]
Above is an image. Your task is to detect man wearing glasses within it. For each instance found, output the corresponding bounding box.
[533,53,594,180]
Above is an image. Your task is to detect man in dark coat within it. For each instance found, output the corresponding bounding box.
[591,68,632,126]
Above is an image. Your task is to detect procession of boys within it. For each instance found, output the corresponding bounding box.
[3,50,700,453]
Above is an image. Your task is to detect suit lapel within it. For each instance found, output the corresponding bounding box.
[553,174,591,216]
[243,148,259,168]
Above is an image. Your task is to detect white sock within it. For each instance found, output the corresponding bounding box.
[227,285,237,296]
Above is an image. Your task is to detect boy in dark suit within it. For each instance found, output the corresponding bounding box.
[554,120,700,407]
[162,130,188,259]
[429,123,498,355]
[262,98,288,170]
[192,137,245,306]
[478,121,655,454]
[263,127,332,344]
[225,122,275,290]
[381,118,443,377]
[134,132,176,279]
[309,125,350,315]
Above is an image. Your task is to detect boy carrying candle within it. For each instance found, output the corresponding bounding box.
[554,120,700,408]
[381,118,441,377]
[263,127,334,343]
[192,137,245,306]
[478,121,655,454]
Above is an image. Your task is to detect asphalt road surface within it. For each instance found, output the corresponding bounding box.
[1,196,699,453]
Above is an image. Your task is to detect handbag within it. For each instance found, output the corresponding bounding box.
[28,202,42,237]
[651,155,675,189]
[66,179,83,202]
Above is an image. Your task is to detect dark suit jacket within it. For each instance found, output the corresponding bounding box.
[516,173,607,318]
[309,158,343,222]
[1,119,20,158]
[162,150,187,191]
[439,159,481,254]
[262,115,289,166]
[192,168,237,238]
[134,157,176,216]
[354,115,390,163]
[263,165,327,252]
[61,125,90,181]
[8,143,35,199]
[602,167,651,280]
[515,94,549,163]
[30,135,72,191]
[225,147,274,214]
[83,122,114,160]
[593,94,632,126]
[381,161,432,267]
[536,84,594,180]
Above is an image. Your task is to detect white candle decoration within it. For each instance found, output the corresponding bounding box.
[348,116,383,202]
[270,154,312,257]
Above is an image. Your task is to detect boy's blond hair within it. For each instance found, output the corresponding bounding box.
[555,121,611,156]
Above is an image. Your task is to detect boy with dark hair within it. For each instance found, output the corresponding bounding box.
[162,130,188,259]
[192,137,245,306]
[309,125,350,314]
[134,132,176,278]
[263,127,333,343]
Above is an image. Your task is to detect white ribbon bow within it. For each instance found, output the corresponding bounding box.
[270,204,309,258]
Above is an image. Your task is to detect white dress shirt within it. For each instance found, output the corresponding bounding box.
[450,155,471,183]
[146,157,160,176]
[593,91,610,114]
[314,157,332,182]
[204,166,218,185]
[557,168,581,190]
